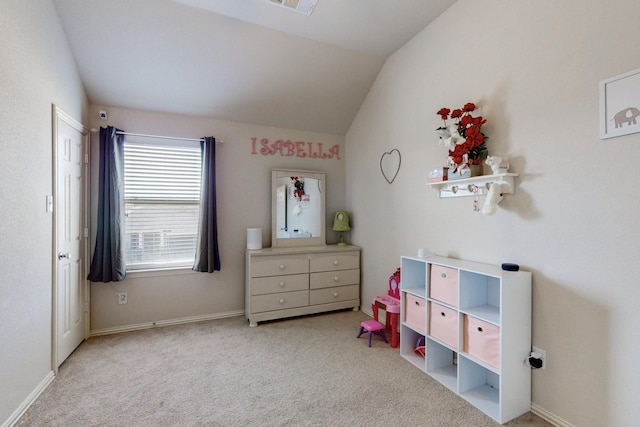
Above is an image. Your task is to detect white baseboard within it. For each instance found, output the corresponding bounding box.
[89,310,245,337]
[2,371,55,427]
[531,403,574,427]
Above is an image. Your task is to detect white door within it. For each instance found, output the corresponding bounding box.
[53,106,88,368]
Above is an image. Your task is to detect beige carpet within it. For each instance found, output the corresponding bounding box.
[17,310,551,427]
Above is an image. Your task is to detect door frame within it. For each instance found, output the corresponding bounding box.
[51,104,90,373]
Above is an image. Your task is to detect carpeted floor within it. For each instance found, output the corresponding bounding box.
[17,310,552,426]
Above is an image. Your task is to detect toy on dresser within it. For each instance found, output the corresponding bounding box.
[388,268,400,299]
[371,268,401,348]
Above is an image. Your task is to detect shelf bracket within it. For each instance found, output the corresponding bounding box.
[426,173,518,199]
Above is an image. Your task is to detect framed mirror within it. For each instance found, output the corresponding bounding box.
[272,168,326,248]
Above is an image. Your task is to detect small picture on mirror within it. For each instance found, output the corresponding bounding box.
[291,176,305,201]
[272,168,326,247]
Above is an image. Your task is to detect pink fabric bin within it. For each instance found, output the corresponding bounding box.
[429,264,458,307]
[463,315,500,369]
[428,302,458,349]
[405,294,426,331]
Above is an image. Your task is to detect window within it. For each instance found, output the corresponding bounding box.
[123,140,201,270]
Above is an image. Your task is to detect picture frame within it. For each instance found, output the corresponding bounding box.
[599,68,640,139]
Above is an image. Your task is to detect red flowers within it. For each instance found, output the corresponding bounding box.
[437,108,450,120]
[451,109,463,119]
[436,102,488,172]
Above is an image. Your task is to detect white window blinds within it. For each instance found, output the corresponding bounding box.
[123,141,201,270]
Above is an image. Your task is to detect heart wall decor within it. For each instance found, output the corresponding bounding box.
[380,149,401,184]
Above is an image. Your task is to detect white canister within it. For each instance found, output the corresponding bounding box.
[246,228,262,250]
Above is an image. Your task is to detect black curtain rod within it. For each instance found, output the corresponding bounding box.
[112,130,224,144]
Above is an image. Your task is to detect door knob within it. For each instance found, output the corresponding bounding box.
[58,252,70,260]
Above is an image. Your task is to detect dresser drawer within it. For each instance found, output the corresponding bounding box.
[251,255,309,277]
[251,274,309,296]
[463,315,500,369]
[310,251,359,272]
[430,264,458,307]
[250,290,309,313]
[405,294,426,331]
[310,284,359,305]
[310,269,360,289]
[429,302,458,349]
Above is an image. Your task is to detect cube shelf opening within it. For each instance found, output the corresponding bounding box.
[425,338,458,392]
[459,271,500,324]
[401,257,427,297]
[400,325,426,371]
[459,356,500,420]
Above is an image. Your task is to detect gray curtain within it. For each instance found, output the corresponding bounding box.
[193,136,221,272]
[87,126,126,282]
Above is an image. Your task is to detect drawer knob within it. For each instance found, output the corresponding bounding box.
[333,276,339,282]
[415,301,420,306]
[441,272,446,278]
[333,292,339,297]
[333,260,339,265]
[440,311,446,317]
[279,264,285,270]
[279,282,285,287]
[477,326,483,333]
[279,298,285,304]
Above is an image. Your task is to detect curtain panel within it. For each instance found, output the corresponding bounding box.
[193,136,221,272]
[87,126,126,282]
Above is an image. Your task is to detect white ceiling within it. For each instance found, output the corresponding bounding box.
[53,0,456,135]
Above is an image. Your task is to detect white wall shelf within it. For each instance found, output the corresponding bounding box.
[426,173,518,199]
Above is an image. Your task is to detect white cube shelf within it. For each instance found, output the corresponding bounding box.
[399,255,532,424]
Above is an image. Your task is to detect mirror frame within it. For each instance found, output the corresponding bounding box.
[271,168,326,248]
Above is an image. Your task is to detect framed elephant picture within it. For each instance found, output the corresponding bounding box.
[600,68,640,139]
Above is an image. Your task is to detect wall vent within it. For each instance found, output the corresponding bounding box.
[268,0,319,16]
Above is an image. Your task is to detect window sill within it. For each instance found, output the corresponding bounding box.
[125,266,197,279]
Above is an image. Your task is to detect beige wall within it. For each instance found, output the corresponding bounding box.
[87,105,346,332]
[0,0,89,423]
[5,0,640,426]
[346,1,640,426]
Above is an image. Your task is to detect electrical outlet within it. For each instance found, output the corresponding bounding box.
[118,292,128,305]
[532,346,546,369]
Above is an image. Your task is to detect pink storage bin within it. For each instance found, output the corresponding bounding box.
[428,302,458,349]
[405,294,426,331]
[429,264,458,307]
[463,315,500,369]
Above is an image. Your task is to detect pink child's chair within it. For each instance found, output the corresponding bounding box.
[357,319,388,347]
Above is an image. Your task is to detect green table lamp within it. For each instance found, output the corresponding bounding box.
[332,211,351,246]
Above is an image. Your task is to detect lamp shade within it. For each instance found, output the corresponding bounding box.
[332,211,351,231]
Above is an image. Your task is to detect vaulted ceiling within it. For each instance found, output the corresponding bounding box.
[53,0,456,135]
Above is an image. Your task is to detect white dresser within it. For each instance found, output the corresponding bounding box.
[245,245,361,327]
